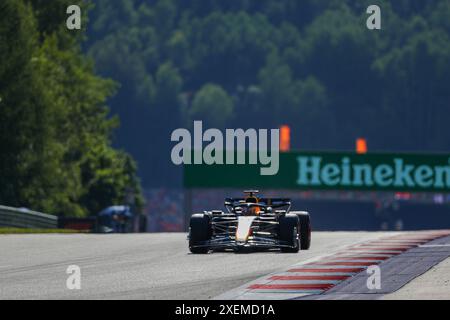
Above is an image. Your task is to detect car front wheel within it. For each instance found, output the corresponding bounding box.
[189,214,211,254]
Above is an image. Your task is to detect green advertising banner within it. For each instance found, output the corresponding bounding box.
[184,152,450,192]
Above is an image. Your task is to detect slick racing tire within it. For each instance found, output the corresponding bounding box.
[279,214,300,253]
[189,214,212,254]
[292,211,312,250]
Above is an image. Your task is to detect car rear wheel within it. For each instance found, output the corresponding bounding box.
[189,214,212,254]
[279,214,300,253]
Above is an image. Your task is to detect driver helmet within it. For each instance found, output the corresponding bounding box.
[245,196,261,215]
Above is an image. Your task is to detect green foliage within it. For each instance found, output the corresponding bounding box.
[5,0,449,191]
[189,83,234,128]
[155,62,183,107]
[0,0,144,216]
[84,0,450,186]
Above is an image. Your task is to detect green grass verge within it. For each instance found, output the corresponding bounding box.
[0,228,88,234]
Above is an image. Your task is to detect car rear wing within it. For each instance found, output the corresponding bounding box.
[224,198,291,209]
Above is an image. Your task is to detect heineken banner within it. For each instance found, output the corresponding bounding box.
[183,152,450,192]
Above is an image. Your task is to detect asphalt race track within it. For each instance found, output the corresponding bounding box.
[0,231,449,300]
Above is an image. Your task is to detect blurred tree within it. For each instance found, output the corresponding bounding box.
[291,76,333,150]
[0,0,55,211]
[189,83,234,128]
[0,0,144,216]
[258,50,297,127]
[374,28,450,151]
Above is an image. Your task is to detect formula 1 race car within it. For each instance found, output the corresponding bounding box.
[188,190,311,254]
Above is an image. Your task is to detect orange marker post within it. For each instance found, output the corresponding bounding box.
[280,125,291,152]
[356,138,368,154]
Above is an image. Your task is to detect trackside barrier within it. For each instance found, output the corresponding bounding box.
[0,205,58,229]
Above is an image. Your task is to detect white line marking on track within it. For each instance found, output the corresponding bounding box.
[420,244,450,247]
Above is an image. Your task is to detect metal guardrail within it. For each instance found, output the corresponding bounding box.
[0,205,58,229]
